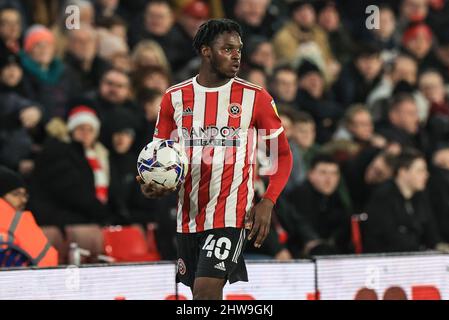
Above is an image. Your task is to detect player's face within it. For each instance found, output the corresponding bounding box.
[209,31,243,78]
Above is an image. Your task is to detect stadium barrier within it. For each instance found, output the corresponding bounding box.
[0,252,447,300]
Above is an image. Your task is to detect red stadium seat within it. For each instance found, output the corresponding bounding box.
[102,226,161,262]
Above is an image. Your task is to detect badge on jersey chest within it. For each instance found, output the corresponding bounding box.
[228,103,242,118]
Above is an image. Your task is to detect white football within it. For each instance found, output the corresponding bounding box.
[137,139,189,189]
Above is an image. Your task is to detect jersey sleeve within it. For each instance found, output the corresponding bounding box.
[153,92,176,140]
[254,89,284,140]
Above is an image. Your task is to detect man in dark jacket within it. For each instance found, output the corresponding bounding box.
[286,153,352,257]
[362,148,448,253]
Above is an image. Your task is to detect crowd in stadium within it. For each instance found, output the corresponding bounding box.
[2,0,449,266]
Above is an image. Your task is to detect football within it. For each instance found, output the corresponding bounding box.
[137,139,189,189]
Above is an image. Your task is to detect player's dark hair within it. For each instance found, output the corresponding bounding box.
[310,153,339,170]
[192,19,242,54]
[392,148,424,176]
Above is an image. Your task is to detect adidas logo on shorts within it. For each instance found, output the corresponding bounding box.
[214,261,226,271]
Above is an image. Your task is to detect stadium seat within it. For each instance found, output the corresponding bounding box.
[103,225,161,262]
[0,243,32,267]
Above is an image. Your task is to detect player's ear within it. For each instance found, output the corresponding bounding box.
[201,45,211,58]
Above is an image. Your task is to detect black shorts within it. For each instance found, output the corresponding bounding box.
[176,227,248,288]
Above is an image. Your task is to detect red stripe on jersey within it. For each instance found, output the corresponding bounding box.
[196,91,219,232]
[181,84,195,233]
[213,82,243,228]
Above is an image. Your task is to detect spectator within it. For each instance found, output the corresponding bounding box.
[0,165,58,267]
[333,104,387,152]
[434,28,449,83]
[333,43,384,109]
[132,65,171,95]
[239,64,267,88]
[94,0,122,22]
[96,27,129,64]
[419,69,449,146]
[64,24,111,94]
[130,39,171,75]
[129,0,189,73]
[343,149,396,213]
[233,0,276,43]
[69,68,143,150]
[397,0,429,38]
[244,36,276,75]
[376,93,430,154]
[316,0,354,65]
[0,54,42,173]
[135,88,162,149]
[19,24,76,120]
[366,54,423,121]
[97,15,128,44]
[401,22,440,72]
[296,59,342,144]
[175,0,210,78]
[286,153,352,257]
[362,148,448,253]
[285,111,319,193]
[272,0,336,83]
[368,5,398,61]
[428,146,449,243]
[0,5,22,56]
[30,106,128,259]
[269,64,298,107]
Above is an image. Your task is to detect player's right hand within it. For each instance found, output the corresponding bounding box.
[136,176,177,198]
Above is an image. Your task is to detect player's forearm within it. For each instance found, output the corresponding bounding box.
[262,132,293,204]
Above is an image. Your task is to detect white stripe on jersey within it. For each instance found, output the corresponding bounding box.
[203,84,232,230]
[245,128,257,215]
[224,88,255,227]
[189,90,207,232]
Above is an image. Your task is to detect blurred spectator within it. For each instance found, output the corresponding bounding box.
[129,0,189,73]
[0,165,58,267]
[333,104,387,152]
[333,43,383,109]
[52,0,95,57]
[272,0,336,83]
[296,59,342,144]
[0,54,42,173]
[376,93,430,154]
[69,68,143,150]
[401,22,440,72]
[132,65,171,95]
[343,149,396,213]
[175,0,210,77]
[94,0,122,22]
[420,69,449,146]
[239,64,267,88]
[244,36,276,74]
[368,5,398,61]
[20,24,76,120]
[233,0,276,43]
[64,24,111,93]
[269,64,298,106]
[135,88,162,149]
[316,0,354,65]
[397,0,429,37]
[97,15,128,44]
[96,27,129,64]
[362,148,447,253]
[30,106,128,258]
[285,111,319,193]
[366,54,423,121]
[130,39,171,75]
[0,5,22,55]
[286,153,352,257]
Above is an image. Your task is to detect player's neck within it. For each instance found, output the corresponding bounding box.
[197,65,232,88]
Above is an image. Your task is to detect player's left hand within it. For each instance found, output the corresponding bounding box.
[246,198,274,248]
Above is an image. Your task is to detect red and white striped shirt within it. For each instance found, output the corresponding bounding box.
[154,76,284,233]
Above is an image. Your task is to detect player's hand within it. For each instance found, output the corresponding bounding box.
[136,176,176,198]
[246,198,273,248]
